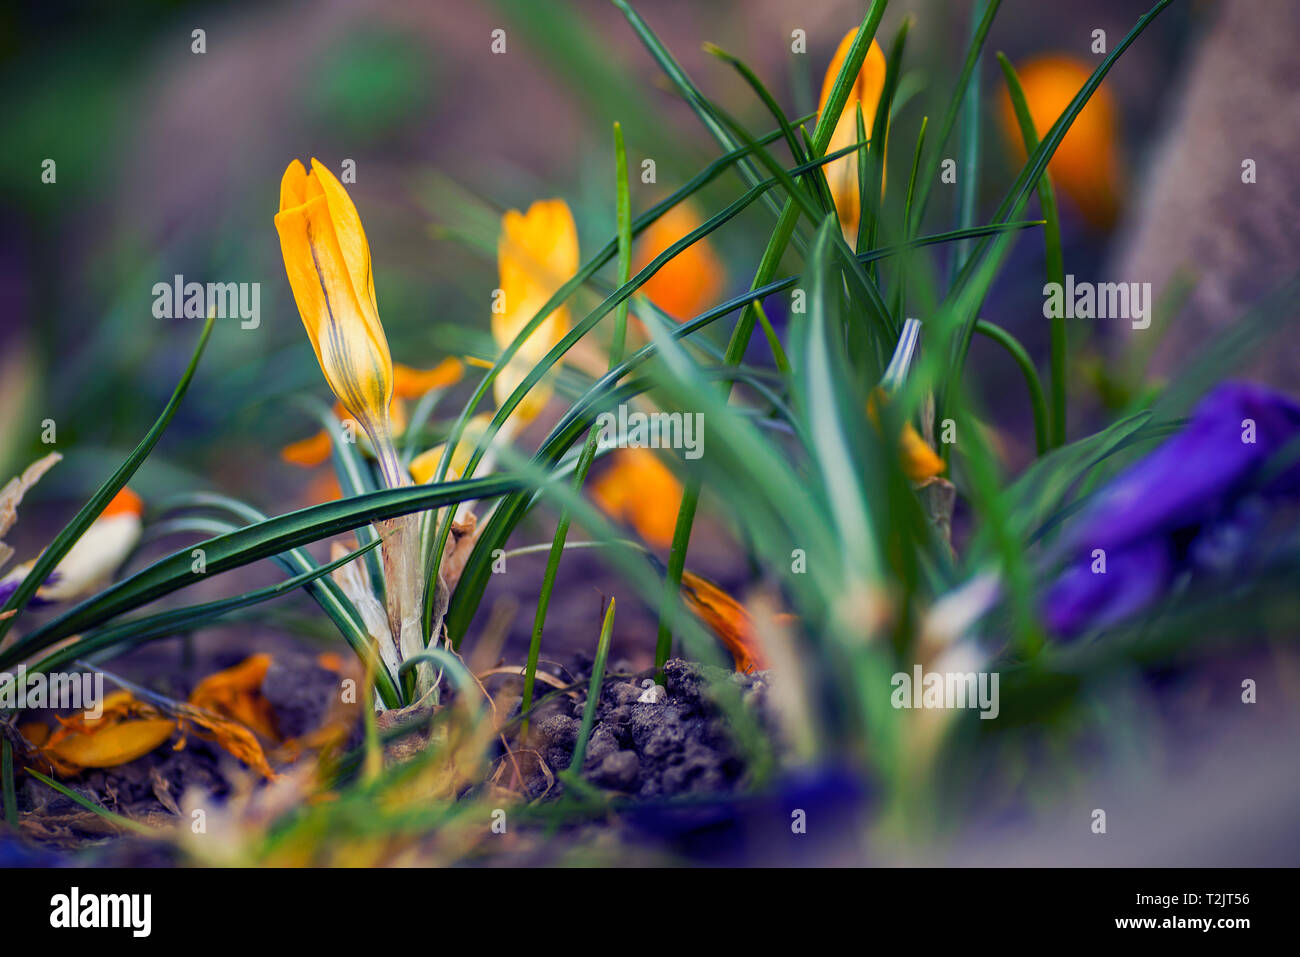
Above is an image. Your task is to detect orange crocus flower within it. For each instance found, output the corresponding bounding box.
[275,159,396,467]
[999,55,1123,229]
[631,202,726,321]
[591,447,682,548]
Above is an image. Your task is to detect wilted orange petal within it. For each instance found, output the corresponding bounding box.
[680,570,768,673]
[189,653,278,741]
[43,690,176,771]
[45,719,176,769]
[175,702,278,780]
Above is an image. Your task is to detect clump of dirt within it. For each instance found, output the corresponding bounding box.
[523,658,775,799]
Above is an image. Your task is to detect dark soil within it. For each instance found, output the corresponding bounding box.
[6,642,817,864]
[516,657,776,800]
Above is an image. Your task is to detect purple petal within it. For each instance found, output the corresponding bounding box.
[1066,381,1300,554]
[1043,539,1172,639]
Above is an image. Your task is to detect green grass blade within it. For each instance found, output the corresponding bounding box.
[2,739,16,828]
[974,320,1048,455]
[567,597,616,779]
[27,769,156,836]
[998,53,1067,447]
[521,121,636,738]
[0,314,216,637]
[949,1,989,281]
[909,0,1001,234]
[1,475,522,670]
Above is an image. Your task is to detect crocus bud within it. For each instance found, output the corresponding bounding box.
[818,29,887,245]
[275,158,395,460]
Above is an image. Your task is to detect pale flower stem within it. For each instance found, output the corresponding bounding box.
[370,427,435,701]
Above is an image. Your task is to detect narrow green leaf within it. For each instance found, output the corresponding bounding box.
[0,314,216,637]
[998,52,1067,447]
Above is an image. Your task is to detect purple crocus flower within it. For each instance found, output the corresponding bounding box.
[1044,381,1300,637]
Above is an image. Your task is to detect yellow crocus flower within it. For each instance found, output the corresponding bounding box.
[493,200,578,426]
[275,158,397,480]
[999,55,1123,229]
[818,29,888,245]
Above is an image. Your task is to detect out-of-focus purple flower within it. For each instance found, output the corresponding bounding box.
[1044,382,1300,638]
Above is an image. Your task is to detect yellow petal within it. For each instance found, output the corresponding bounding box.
[818,30,887,243]
[999,55,1122,229]
[275,160,393,440]
[632,203,726,321]
[867,389,945,482]
[45,719,176,769]
[410,413,492,484]
[493,200,578,422]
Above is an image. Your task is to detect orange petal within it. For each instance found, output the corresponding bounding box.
[631,202,727,321]
[43,692,176,771]
[393,359,464,399]
[175,702,278,780]
[867,389,945,482]
[101,486,143,519]
[680,570,768,673]
[188,653,278,741]
[591,448,682,547]
[281,429,334,468]
[999,55,1122,229]
[275,160,393,437]
[45,719,176,769]
[818,29,888,242]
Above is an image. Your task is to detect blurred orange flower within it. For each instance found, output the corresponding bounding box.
[999,55,1123,229]
[591,447,682,547]
[494,199,578,425]
[631,202,726,321]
